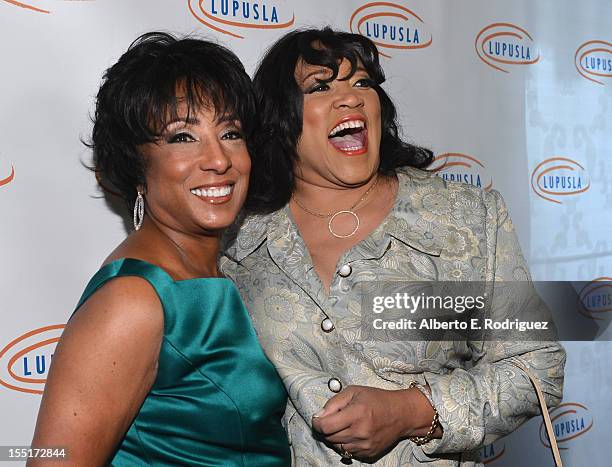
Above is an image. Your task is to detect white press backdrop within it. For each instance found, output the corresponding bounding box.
[1,1,611,465]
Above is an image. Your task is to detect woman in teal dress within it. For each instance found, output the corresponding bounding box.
[29,32,290,466]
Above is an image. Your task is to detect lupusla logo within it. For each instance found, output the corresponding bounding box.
[428,153,493,191]
[540,402,593,449]
[188,0,294,39]
[1,0,50,14]
[349,2,432,58]
[475,23,539,73]
[0,325,64,394]
[575,40,612,85]
[578,277,612,320]
[0,163,15,187]
[531,157,590,204]
[480,441,506,464]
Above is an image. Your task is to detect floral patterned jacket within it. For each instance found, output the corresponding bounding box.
[220,167,565,466]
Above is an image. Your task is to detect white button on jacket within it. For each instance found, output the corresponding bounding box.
[321,318,334,332]
[327,378,342,393]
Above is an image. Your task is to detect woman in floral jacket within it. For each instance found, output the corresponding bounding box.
[221,27,565,466]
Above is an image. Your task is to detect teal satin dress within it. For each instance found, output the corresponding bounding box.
[75,258,291,466]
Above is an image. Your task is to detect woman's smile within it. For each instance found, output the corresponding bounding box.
[295,58,382,187]
[141,106,251,233]
[190,183,234,204]
[327,114,368,156]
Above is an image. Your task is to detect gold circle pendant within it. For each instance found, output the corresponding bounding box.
[328,210,360,238]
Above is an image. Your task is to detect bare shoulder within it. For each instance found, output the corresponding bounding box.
[30,276,164,463]
[54,275,164,389]
[67,275,164,347]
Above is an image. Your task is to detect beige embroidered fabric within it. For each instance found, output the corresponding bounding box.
[221,167,566,466]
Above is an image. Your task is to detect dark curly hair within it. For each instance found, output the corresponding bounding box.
[89,31,256,209]
[245,27,433,213]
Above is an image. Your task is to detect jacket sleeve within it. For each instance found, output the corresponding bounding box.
[419,189,566,455]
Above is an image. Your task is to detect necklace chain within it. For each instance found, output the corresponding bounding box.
[292,176,380,239]
[292,176,379,218]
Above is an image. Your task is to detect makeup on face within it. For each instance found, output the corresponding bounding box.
[293,58,382,188]
[190,182,234,204]
[299,62,377,157]
[142,108,250,233]
[327,114,368,156]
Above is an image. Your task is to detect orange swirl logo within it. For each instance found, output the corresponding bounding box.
[575,40,612,85]
[429,153,493,191]
[0,325,64,395]
[475,23,539,73]
[188,0,295,39]
[578,277,612,320]
[1,0,50,13]
[531,157,590,204]
[480,441,506,464]
[540,402,593,449]
[0,164,15,187]
[349,2,432,58]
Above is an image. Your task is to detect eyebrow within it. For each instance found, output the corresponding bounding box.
[161,114,239,133]
[300,66,369,83]
[164,117,200,127]
[300,68,329,83]
[216,114,240,124]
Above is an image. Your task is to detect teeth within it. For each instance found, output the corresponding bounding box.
[340,146,362,151]
[190,185,232,198]
[328,120,365,137]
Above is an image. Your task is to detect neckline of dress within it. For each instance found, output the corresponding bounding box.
[100,257,232,284]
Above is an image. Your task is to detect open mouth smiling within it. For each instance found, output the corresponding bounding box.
[190,184,234,204]
[328,117,368,155]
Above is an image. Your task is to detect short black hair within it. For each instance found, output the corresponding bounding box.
[89,31,256,208]
[246,27,433,213]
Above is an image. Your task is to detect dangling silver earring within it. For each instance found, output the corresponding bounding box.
[133,191,144,230]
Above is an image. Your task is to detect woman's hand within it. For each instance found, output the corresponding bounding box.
[311,385,442,461]
[28,276,163,466]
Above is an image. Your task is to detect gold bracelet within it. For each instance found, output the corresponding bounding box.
[408,381,441,446]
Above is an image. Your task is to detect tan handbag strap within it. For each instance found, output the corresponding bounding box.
[511,358,563,467]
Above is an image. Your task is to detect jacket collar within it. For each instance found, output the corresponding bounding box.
[224,167,445,263]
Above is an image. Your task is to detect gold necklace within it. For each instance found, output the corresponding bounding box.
[292,176,379,238]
